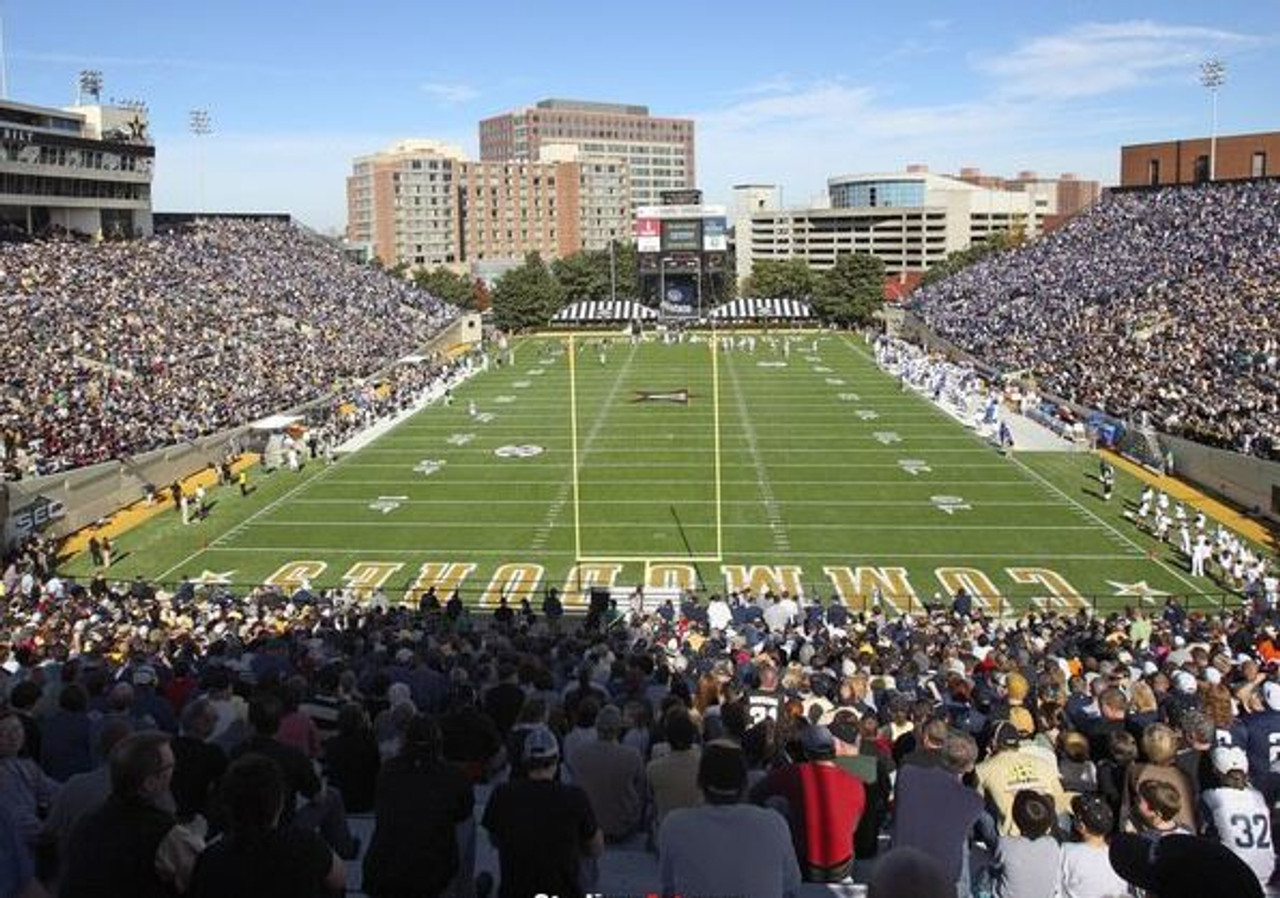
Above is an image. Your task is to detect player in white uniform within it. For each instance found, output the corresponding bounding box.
[1191,535,1211,578]
[1201,747,1275,889]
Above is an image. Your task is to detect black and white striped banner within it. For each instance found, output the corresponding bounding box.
[551,300,660,323]
[710,298,814,320]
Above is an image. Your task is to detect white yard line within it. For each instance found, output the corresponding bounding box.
[246,520,1103,531]
[193,545,1141,560]
[287,497,1072,508]
[725,352,791,551]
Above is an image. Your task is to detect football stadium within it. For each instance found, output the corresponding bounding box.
[3,9,1280,898]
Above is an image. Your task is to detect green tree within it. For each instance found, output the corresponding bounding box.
[490,252,563,331]
[815,252,884,326]
[742,258,818,299]
[550,241,639,302]
[551,252,611,303]
[412,267,475,309]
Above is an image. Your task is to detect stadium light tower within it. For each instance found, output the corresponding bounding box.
[77,69,103,104]
[189,108,213,216]
[1200,57,1226,181]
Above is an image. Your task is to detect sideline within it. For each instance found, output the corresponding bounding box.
[58,454,260,558]
[1102,449,1275,551]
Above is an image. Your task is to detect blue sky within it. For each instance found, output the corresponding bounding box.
[6,1,1276,231]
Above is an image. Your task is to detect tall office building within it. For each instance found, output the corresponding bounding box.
[479,99,694,210]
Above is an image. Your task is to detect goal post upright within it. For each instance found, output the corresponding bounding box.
[567,333,583,561]
[711,331,724,560]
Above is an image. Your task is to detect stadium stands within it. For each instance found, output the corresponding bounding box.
[2,517,1280,896]
[910,179,1280,460]
[0,219,458,478]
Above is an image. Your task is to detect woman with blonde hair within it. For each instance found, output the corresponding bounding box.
[1126,680,1160,734]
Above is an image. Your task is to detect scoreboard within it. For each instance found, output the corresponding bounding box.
[634,200,732,317]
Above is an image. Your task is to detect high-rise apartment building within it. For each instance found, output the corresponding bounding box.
[479,99,694,210]
[456,159,580,263]
[347,141,619,268]
[538,143,631,251]
[346,139,466,267]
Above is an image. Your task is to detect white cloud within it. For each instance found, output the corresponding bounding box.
[419,81,480,105]
[977,20,1252,99]
[692,20,1258,208]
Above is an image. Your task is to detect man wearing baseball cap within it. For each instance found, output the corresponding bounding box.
[482,725,602,898]
[1200,746,1275,888]
[659,741,801,898]
[750,723,866,882]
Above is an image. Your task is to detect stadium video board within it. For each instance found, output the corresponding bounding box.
[661,219,702,252]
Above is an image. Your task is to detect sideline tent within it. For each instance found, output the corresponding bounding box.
[710,298,813,320]
[551,300,659,324]
[249,414,303,431]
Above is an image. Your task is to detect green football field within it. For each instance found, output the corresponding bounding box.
[62,332,1235,615]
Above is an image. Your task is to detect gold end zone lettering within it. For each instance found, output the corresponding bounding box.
[402,562,477,606]
[561,564,624,608]
[646,563,699,593]
[265,561,327,592]
[480,563,544,609]
[822,566,914,614]
[721,565,805,599]
[340,562,405,599]
[1006,567,1087,612]
[935,567,1008,616]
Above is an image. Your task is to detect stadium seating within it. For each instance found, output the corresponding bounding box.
[910,179,1279,459]
[0,219,457,477]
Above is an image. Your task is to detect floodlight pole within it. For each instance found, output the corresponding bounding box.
[1200,58,1226,181]
[77,69,103,105]
[189,109,213,216]
[659,257,667,310]
[609,240,617,302]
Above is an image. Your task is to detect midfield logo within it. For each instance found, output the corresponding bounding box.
[631,389,691,405]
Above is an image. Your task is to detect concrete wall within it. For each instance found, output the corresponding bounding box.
[2,314,481,549]
[1162,434,1280,525]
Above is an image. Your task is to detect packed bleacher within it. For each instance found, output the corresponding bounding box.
[0,219,458,479]
[909,179,1280,460]
[4,533,1280,897]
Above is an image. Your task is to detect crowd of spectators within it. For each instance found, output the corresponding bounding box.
[910,179,1279,459]
[4,549,1280,897]
[0,219,459,478]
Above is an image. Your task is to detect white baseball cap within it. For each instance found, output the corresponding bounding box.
[1262,681,1280,712]
[1211,746,1248,776]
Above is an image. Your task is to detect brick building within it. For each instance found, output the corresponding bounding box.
[479,99,694,209]
[1120,131,1277,187]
